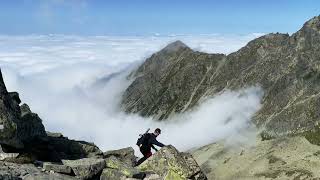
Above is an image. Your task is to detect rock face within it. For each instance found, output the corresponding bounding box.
[192,136,320,180]
[0,69,46,149]
[122,16,320,137]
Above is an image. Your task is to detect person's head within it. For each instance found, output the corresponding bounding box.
[154,128,161,137]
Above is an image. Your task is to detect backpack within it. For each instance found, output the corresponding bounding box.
[136,128,150,147]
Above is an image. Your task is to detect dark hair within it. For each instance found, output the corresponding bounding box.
[155,128,161,134]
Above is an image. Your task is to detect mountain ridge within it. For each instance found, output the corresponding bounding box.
[121,15,320,138]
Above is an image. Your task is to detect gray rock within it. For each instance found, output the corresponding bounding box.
[20,104,31,116]
[100,168,126,180]
[105,156,143,178]
[0,161,44,179]
[138,145,207,180]
[48,135,103,160]
[18,106,47,144]
[62,158,106,179]
[46,131,63,138]
[103,147,136,166]
[43,162,72,174]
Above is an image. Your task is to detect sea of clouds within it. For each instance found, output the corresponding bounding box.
[0,34,264,154]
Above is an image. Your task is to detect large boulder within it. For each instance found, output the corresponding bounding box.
[17,103,47,144]
[47,132,103,160]
[62,158,106,179]
[103,147,137,166]
[138,145,207,180]
[104,156,145,178]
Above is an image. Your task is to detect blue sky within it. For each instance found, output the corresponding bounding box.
[0,0,320,35]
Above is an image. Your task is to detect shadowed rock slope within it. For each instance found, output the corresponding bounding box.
[121,16,320,137]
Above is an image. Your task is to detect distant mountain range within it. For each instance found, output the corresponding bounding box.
[121,15,320,138]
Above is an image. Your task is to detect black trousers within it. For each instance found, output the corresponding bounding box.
[135,146,152,166]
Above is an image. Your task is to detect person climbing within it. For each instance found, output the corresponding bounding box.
[135,128,165,166]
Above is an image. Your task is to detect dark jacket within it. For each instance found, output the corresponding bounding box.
[142,133,165,151]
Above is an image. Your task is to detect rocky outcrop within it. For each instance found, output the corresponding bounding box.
[100,146,206,180]
[103,147,136,167]
[0,69,46,149]
[46,132,103,160]
[121,16,320,137]
[138,145,207,180]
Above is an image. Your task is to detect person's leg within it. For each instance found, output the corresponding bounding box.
[135,147,152,166]
[135,155,148,166]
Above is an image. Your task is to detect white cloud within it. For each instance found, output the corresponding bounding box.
[0,34,263,155]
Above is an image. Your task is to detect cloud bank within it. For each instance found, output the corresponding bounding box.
[0,34,263,154]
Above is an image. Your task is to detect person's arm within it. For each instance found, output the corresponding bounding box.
[151,145,158,151]
[150,137,165,147]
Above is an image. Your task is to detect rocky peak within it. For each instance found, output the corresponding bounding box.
[132,40,192,79]
[161,40,190,53]
[122,41,225,119]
